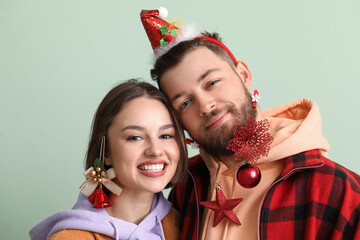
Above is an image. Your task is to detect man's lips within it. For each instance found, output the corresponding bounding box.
[206,110,230,129]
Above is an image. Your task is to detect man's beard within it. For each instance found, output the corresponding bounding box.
[192,94,257,158]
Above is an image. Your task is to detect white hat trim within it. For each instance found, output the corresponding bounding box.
[154,24,201,61]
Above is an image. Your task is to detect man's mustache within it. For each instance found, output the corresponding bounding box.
[201,105,236,128]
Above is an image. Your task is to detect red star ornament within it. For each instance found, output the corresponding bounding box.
[200,186,243,227]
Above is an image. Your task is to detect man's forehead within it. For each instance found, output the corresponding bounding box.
[181,47,219,65]
[159,47,227,98]
[160,70,186,101]
[161,48,221,81]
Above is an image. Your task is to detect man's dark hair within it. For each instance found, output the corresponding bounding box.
[151,32,236,88]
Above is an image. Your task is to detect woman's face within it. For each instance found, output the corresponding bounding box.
[106,97,180,194]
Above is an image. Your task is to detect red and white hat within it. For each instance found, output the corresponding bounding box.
[140,7,200,59]
[140,7,237,63]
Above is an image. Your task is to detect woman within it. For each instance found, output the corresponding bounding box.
[29,80,187,240]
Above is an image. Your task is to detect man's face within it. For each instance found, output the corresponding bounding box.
[160,47,256,157]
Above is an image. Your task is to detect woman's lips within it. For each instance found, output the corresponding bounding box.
[206,110,230,129]
[137,160,167,177]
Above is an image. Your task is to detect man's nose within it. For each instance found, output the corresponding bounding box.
[198,94,216,117]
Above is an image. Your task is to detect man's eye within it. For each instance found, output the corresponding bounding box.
[180,99,191,110]
[126,136,142,141]
[207,80,219,88]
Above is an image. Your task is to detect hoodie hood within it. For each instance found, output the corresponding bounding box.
[262,98,329,162]
[202,98,330,175]
[29,192,171,240]
[199,98,330,240]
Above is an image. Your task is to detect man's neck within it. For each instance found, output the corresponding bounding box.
[219,154,239,169]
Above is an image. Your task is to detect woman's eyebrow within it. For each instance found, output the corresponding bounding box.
[121,125,144,131]
[159,124,175,130]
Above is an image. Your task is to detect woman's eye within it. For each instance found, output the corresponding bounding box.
[160,134,174,139]
[126,136,142,141]
[180,99,191,110]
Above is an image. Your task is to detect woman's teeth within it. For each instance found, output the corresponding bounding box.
[138,163,165,172]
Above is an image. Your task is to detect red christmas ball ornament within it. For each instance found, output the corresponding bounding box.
[165,35,174,42]
[236,163,261,188]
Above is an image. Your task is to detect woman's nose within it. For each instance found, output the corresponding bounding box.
[144,140,163,157]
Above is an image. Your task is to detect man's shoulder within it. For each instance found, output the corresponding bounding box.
[284,150,360,186]
[290,151,360,197]
[264,152,360,239]
[319,156,360,189]
[280,150,360,202]
[188,154,208,174]
[188,154,203,166]
[306,156,360,235]
[169,154,210,202]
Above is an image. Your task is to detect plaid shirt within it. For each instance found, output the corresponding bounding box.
[168,149,360,240]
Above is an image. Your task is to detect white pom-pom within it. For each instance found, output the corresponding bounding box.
[158,7,168,18]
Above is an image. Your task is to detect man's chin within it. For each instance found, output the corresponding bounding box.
[190,99,257,158]
[195,124,234,158]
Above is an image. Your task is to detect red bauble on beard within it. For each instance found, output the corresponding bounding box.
[236,162,261,188]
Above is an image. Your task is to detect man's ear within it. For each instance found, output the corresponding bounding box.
[235,60,252,90]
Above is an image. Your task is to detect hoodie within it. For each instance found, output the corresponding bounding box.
[199,99,330,240]
[29,192,171,240]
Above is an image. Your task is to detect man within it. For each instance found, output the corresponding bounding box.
[142,8,360,240]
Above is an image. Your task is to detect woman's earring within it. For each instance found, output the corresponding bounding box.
[185,138,201,149]
[80,136,122,208]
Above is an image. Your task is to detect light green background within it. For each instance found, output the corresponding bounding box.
[1,0,359,239]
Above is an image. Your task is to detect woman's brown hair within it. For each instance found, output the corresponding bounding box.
[85,79,187,187]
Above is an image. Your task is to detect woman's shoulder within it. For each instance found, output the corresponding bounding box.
[161,208,181,240]
[49,229,113,240]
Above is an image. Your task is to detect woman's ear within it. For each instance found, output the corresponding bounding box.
[235,60,253,90]
[104,156,112,166]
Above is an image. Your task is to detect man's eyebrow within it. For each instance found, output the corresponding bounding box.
[198,68,220,83]
[171,92,184,103]
[170,68,221,103]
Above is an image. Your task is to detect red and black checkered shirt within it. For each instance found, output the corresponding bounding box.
[168,149,360,240]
